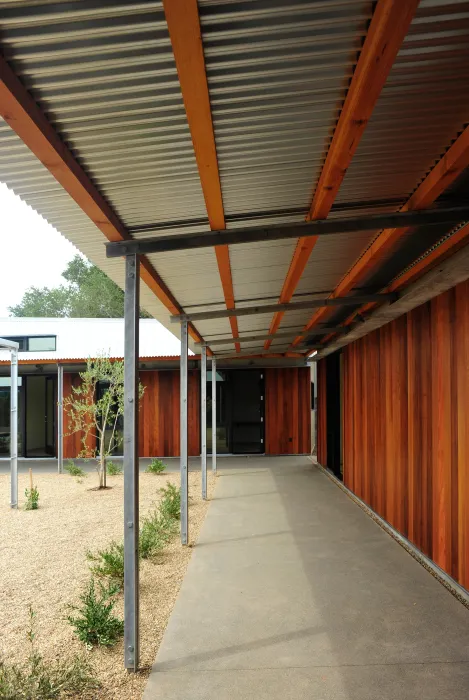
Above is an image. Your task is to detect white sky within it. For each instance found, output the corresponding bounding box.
[0,182,79,316]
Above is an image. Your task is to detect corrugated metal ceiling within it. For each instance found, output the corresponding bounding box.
[1,0,469,356]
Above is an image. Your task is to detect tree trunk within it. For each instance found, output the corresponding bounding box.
[98,434,106,489]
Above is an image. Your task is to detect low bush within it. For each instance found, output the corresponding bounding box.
[64,460,87,479]
[139,507,176,560]
[67,578,123,648]
[159,482,181,521]
[87,541,124,588]
[145,458,166,474]
[0,606,98,699]
[106,460,122,476]
[24,486,39,511]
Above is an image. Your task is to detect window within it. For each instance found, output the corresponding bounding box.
[2,336,56,352]
[27,336,56,351]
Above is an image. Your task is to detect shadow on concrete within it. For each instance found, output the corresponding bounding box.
[156,625,325,672]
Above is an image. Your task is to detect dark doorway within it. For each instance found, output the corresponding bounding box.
[25,375,56,457]
[325,352,343,479]
[207,369,264,454]
[231,370,264,453]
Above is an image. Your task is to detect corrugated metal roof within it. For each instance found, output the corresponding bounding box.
[1,0,468,356]
[336,0,469,207]
[0,317,188,360]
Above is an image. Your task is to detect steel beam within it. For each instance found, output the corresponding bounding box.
[57,364,64,474]
[171,294,397,323]
[10,348,18,509]
[106,206,469,258]
[201,344,207,500]
[198,328,343,346]
[123,254,140,672]
[211,356,217,474]
[180,319,189,544]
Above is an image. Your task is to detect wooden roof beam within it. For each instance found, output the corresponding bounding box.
[264,0,420,349]
[162,0,240,352]
[293,124,469,346]
[0,53,203,345]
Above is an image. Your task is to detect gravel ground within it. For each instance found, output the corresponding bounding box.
[0,469,216,698]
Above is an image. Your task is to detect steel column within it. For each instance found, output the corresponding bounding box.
[201,344,207,500]
[211,356,217,474]
[57,364,64,474]
[123,254,140,671]
[10,348,18,509]
[180,319,189,544]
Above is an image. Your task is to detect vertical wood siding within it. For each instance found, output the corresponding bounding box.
[317,359,327,465]
[265,367,311,454]
[63,373,96,459]
[341,279,469,590]
[64,369,200,459]
[64,367,311,460]
[139,370,200,457]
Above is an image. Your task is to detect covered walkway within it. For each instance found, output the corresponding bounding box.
[144,457,469,700]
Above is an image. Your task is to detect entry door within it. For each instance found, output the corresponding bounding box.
[231,370,264,454]
[45,376,56,456]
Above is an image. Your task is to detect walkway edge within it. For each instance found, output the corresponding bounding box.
[311,458,469,611]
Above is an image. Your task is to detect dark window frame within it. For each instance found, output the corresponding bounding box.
[2,335,57,352]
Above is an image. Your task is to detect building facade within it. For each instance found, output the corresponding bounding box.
[0,318,312,459]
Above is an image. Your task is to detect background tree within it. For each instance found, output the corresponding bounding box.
[9,255,150,318]
[64,356,144,489]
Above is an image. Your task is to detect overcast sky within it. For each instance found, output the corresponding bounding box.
[0,182,79,317]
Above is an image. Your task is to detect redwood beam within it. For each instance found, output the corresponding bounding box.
[162,0,240,352]
[293,124,469,346]
[0,53,203,345]
[264,0,419,349]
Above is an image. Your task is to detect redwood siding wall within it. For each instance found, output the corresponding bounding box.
[342,279,469,590]
[139,370,200,457]
[63,373,96,459]
[317,359,327,466]
[265,367,311,454]
[64,367,310,459]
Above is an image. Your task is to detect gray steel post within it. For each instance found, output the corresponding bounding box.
[201,345,207,499]
[180,319,189,544]
[123,254,140,671]
[211,356,217,473]
[57,364,64,474]
[10,349,18,509]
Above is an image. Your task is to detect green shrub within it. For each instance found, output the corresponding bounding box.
[0,606,98,699]
[106,460,122,476]
[145,458,166,474]
[86,541,124,588]
[159,482,181,521]
[139,507,176,560]
[24,486,39,511]
[66,578,123,648]
[64,460,87,479]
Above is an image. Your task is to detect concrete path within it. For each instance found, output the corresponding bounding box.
[144,457,469,700]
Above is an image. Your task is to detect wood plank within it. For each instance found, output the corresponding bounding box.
[264,0,419,349]
[266,368,311,455]
[162,0,240,352]
[455,280,469,589]
[431,291,453,573]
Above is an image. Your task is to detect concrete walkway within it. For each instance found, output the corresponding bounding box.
[144,457,469,700]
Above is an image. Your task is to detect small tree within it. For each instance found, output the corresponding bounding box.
[64,356,144,489]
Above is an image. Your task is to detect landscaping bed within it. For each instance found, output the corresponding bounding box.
[0,469,215,698]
